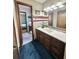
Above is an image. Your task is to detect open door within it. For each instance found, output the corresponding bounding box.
[15,1,34,46]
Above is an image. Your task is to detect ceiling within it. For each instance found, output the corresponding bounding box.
[34,0,47,3]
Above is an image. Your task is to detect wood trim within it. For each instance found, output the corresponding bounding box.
[13,20,17,47]
[31,6,34,40]
[14,0,23,47]
[17,2,23,47]
[13,19,19,59]
[16,1,32,7]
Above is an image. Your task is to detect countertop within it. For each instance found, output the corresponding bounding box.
[36,27,66,43]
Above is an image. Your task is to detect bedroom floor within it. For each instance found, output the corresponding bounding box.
[20,40,56,59]
[22,32,32,45]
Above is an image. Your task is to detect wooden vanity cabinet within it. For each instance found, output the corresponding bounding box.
[50,37,65,59]
[36,29,65,59]
[36,29,50,50]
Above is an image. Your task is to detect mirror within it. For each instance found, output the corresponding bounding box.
[52,9,66,32]
[18,4,33,45]
[48,3,66,32]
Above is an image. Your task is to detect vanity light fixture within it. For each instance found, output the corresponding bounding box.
[43,1,65,12]
[58,4,65,8]
[50,5,56,8]
[56,2,62,6]
[47,7,51,10]
[43,8,47,11]
[45,10,49,12]
[50,5,58,10]
[50,9,54,11]
[53,7,58,10]
[43,8,49,12]
[44,7,53,12]
[47,7,53,11]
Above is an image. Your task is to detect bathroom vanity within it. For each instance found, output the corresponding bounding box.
[36,27,66,59]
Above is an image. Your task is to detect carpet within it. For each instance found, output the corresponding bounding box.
[22,32,32,45]
[20,40,56,59]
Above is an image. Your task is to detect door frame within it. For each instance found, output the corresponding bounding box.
[15,1,34,47]
[13,20,19,59]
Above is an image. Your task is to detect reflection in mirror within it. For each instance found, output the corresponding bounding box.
[18,4,33,45]
[57,10,66,29]
[48,2,66,33]
[53,9,66,32]
[20,12,27,32]
[57,10,66,33]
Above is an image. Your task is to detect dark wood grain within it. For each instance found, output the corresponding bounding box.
[36,29,65,59]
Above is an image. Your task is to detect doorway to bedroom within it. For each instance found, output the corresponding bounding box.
[16,1,34,46]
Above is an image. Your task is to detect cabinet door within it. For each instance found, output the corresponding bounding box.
[36,30,40,40]
[50,37,65,59]
[39,33,45,45]
[44,35,50,50]
[37,30,49,49]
